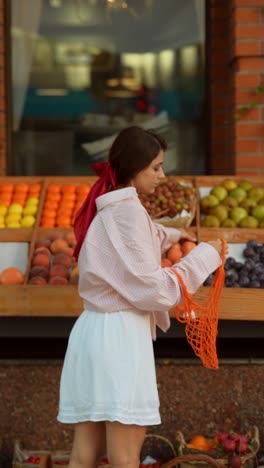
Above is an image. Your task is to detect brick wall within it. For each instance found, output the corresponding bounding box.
[230,0,264,176]
[208,0,264,176]
[0,1,263,176]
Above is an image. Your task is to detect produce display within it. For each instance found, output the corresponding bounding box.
[177,428,259,468]
[39,183,90,228]
[0,182,41,228]
[200,178,264,228]
[139,176,196,225]
[204,240,264,288]
[28,232,78,285]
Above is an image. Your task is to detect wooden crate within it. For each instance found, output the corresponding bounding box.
[195,176,264,243]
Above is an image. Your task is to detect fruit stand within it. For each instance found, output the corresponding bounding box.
[0,175,264,321]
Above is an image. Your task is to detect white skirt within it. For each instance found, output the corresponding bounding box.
[57,309,161,426]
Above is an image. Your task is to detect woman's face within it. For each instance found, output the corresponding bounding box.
[129,149,165,194]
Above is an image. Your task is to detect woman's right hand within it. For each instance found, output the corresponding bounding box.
[208,239,223,256]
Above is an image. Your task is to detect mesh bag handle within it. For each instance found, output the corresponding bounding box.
[170,239,227,370]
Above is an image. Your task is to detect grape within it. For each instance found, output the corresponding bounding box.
[239,276,250,287]
[250,280,261,288]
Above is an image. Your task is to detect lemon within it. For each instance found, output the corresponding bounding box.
[26,197,39,206]
[8,203,23,214]
[23,205,38,216]
[0,223,5,228]
[20,215,35,228]
[5,213,21,223]
[0,204,7,216]
[0,214,5,223]
[6,221,21,228]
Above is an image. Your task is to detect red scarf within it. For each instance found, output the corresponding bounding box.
[73,162,117,260]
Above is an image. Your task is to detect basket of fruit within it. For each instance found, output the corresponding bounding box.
[173,427,259,468]
[139,177,197,228]
[12,440,69,468]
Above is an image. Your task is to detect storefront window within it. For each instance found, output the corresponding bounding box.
[10,0,205,176]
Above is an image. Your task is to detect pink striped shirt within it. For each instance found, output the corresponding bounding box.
[78,187,222,339]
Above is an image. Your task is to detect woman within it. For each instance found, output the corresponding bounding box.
[58,126,223,468]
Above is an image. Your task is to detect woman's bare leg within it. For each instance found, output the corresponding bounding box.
[106,422,147,468]
[69,421,106,468]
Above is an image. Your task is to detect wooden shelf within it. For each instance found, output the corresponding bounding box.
[1,285,263,321]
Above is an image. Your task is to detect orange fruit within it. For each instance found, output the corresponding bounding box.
[56,216,72,227]
[61,192,76,202]
[42,209,57,219]
[47,184,61,194]
[0,193,12,203]
[0,183,14,193]
[209,435,219,450]
[28,189,41,197]
[12,197,26,206]
[40,217,55,228]
[45,193,61,203]
[76,184,90,195]
[43,201,59,211]
[0,267,24,285]
[0,199,10,207]
[30,183,41,192]
[62,184,76,194]
[188,435,210,451]
[15,183,29,193]
[59,200,75,210]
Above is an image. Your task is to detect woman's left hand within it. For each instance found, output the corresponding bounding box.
[178,228,197,242]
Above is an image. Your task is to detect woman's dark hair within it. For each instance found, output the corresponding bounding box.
[108,126,167,186]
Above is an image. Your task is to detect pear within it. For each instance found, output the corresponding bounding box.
[252,205,264,222]
[239,216,259,228]
[210,186,228,201]
[257,197,264,206]
[222,196,238,208]
[259,220,264,228]
[229,207,248,225]
[209,205,228,223]
[201,215,220,227]
[222,178,237,191]
[248,186,264,201]
[239,198,257,211]
[229,187,247,203]
[221,218,236,228]
[238,180,253,192]
[200,195,219,212]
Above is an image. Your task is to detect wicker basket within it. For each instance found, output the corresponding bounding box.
[13,441,69,468]
[171,427,259,468]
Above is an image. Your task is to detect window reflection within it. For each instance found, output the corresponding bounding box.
[10,0,205,176]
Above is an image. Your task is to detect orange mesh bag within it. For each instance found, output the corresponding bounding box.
[170,239,227,370]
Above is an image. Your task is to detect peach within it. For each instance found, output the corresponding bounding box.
[65,231,77,247]
[35,239,51,249]
[181,241,196,257]
[32,254,51,269]
[50,264,69,279]
[34,247,51,258]
[30,265,49,281]
[53,252,73,268]
[28,276,47,285]
[167,243,182,264]
[50,238,68,254]
[161,258,172,268]
[61,246,74,257]
[49,276,68,285]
